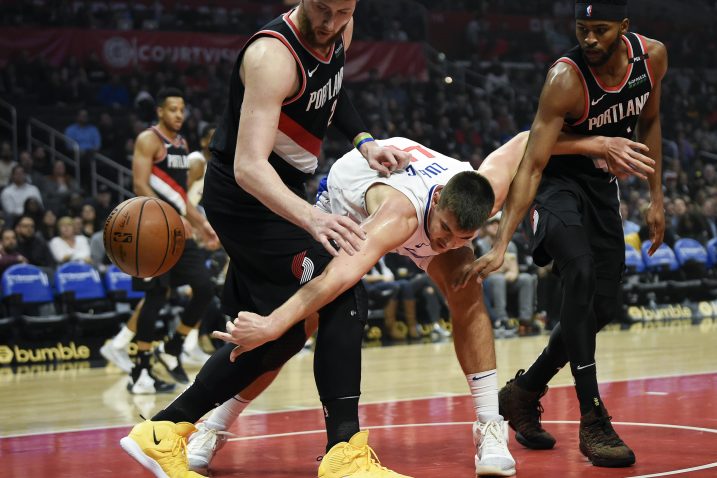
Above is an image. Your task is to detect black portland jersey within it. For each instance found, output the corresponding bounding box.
[536,33,654,244]
[148,126,189,216]
[210,9,345,208]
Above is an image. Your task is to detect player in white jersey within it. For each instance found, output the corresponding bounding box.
[199,131,654,477]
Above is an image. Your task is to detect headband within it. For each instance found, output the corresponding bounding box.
[575,3,627,21]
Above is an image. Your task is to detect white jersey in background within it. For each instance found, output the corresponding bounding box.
[316,137,473,270]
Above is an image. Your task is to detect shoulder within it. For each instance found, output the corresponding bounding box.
[244,36,297,69]
[135,129,160,147]
[546,60,583,90]
[640,35,668,78]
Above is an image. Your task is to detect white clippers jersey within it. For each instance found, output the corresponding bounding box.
[316,137,473,270]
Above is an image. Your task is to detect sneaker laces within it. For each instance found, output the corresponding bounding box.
[191,427,234,452]
[588,415,625,448]
[169,433,191,468]
[347,444,392,472]
[479,421,508,455]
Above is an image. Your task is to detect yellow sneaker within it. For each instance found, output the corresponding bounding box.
[318,430,412,478]
[120,420,206,478]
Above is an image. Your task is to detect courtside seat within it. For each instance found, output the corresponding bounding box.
[104,264,145,304]
[674,238,709,280]
[55,262,123,335]
[1,264,68,339]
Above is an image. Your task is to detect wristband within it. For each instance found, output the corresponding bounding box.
[354,133,375,150]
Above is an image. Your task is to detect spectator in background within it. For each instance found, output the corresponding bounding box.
[0,141,16,187]
[43,160,79,209]
[97,75,130,108]
[620,202,640,235]
[89,229,110,271]
[39,209,57,242]
[676,203,711,245]
[18,150,46,189]
[79,203,98,238]
[93,184,114,223]
[32,146,50,175]
[0,229,28,275]
[1,166,44,218]
[49,216,91,264]
[14,215,55,268]
[702,197,717,240]
[64,109,101,154]
[22,197,44,227]
[476,212,535,336]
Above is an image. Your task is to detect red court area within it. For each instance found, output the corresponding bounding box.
[3,373,717,478]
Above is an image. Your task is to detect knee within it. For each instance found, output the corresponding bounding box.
[516,273,534,288]
[560,255,597,302]
[485,273,506,289]
[261,323,306,370]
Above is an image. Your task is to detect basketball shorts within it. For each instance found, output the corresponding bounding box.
[526,190,625,297]
[131,239,209,291]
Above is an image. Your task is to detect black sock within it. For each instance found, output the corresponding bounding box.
[130,350,152,382]
[164,332,186,357]
[518,349,564,392]
[573,366,601,415]
[153,379,218,423]
[322,396,360,452]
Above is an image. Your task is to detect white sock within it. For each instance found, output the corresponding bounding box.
[467,369,499,420]
[111,325,135,350]
[183,328,199,352]
[205,395,251,431]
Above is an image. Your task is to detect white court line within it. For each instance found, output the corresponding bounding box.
[226,420,717,477]
[3,369,716,439]
[645,391,669,396]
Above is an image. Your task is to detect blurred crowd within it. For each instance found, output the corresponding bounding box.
[1,0,717,339]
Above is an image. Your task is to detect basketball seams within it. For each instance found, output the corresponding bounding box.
[149,198,172,278]
[103,196,139,268]
[134,198,148,277]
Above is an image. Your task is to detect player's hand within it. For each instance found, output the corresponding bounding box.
[212,312,281,362]
[602,137,654,180]
[200,221,221,251]
[361,141,412,177]
[308,207,365,257]
[453,248,506,289]
[645,201,665,256]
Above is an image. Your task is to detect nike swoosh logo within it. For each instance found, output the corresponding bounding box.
[591,94,607,106]
[308,64,319,77]
[152,427,161,445]
[576,362,596,371]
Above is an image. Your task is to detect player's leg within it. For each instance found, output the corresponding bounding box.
[429,247,515,476]
[101,298,142,372]
[155,240,215,381]
[127,279,176,395]
[314,283,411,478]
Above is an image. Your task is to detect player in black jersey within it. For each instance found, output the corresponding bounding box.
[459,0,667,468]
[121,87,220,395]
[120,2,412,478]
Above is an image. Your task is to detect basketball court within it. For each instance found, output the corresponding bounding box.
[2,324,717,477]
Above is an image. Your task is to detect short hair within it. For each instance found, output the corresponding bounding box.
[156,87,184,107]
[438,172,495,231]
[13,214,35,228]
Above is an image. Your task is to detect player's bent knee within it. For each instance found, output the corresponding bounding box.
[261,322,307,371]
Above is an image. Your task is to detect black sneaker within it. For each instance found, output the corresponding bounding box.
[498,369,556,450]
[579,404,636,467]
[154,347,190,384]
[127,368,176,394]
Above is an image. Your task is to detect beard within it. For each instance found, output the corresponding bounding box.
[582,34,622,67]
[297,3,346,50]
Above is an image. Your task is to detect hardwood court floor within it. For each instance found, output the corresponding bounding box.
[2,323,717,477]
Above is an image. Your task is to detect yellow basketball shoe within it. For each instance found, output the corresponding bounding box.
[120,420,206,478]
[318,430,412,478]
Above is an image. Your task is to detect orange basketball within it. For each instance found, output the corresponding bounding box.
[103,197,186,278]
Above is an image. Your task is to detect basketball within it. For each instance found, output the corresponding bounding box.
[103,197,186,278]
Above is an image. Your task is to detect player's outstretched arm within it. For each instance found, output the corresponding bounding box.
[213,198,417,359]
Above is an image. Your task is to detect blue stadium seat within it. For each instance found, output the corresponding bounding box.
[104,264,145,301]
[641,241,679,273]
[674,238,709,267]
[625,244,645,274]
[1,264,67,338]
[55,262,106,301]
[55,262,121,331]
[674,238,709,280]
[706,238,717,269]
